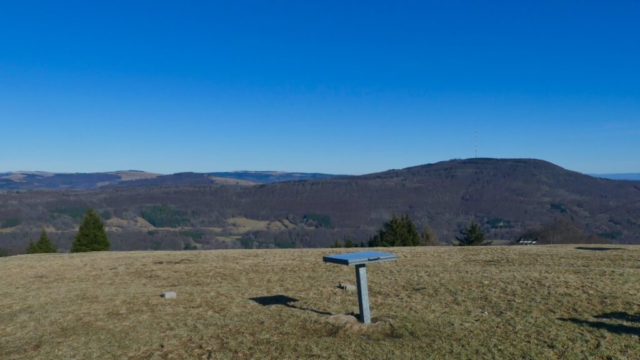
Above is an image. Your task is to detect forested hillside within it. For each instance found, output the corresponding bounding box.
[1,158,638,253]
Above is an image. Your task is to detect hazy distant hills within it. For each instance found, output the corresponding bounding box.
[590,173,640,181]
[0,170,341,190]
[2,168,637,191]
[1,158,639,254]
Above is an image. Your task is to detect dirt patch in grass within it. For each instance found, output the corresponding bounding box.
[0,245,639,359]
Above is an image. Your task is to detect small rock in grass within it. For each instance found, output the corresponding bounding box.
[339,282,356,291]
[161,292,177,299]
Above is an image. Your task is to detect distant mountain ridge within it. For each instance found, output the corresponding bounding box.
[3,168,638,190]
[0,170,342,190]
[590,173,640,181]
[208,171,340,184]
[1,158,639,255]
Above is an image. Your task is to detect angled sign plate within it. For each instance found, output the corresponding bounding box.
[323,251,397,266]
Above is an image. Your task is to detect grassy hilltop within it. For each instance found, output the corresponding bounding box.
[1,245,639,359]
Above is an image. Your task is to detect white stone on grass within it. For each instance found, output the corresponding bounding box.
[339,282,356,291]
[161,292,177,299]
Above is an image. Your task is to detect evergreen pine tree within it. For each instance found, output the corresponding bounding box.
[25,230,57,254]
[400,214,420,246]
[368,214,421,247]
[452,222,491,246]
[71,208,110,252]
[35,229,57,253]
[26,239,38,254]
[384,214,405,246]
[331,240,343,248]
[368,233,382,247]
[344,237,355,248]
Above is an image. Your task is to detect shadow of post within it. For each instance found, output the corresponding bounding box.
[250,295,332,316]
[594,312,640,323]
[574,247,624,251]
[558,313,640,336]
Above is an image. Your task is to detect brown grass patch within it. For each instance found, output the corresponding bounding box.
[1,246,639,359]
[206,176,257,186]
[112,171,161,182]
[1,173,27,182]
[226,217,269,232]
[225,217,298,234]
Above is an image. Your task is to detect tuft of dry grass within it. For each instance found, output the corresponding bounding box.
[1,245,639,359]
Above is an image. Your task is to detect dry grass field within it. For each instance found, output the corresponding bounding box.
[1,246,639,359]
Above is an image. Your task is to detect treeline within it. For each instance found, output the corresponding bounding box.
[331,214,495,248]
[332,214,437,248]
[24,208,111,254]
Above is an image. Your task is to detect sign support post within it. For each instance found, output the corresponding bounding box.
[355,264,371,323]
[323,251,397,324]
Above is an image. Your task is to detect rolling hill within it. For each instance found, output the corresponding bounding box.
[1,158,639,253]
[0,170,342,190]
[591,173,640,181]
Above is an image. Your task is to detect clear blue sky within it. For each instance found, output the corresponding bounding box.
[1,1,639,175]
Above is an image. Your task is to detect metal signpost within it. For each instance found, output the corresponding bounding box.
[323,251,397,324]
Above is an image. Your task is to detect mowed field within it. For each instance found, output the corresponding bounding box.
[1,246,639,359]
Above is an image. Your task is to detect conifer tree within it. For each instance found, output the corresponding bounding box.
[26,230,57,254]
[344,237,355,248]
[71,208,110,252]
[26,239,38,254]
[368,214,421,247]
[36,229,57,253]
[400,214,420,246]
[452,222,491,246]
